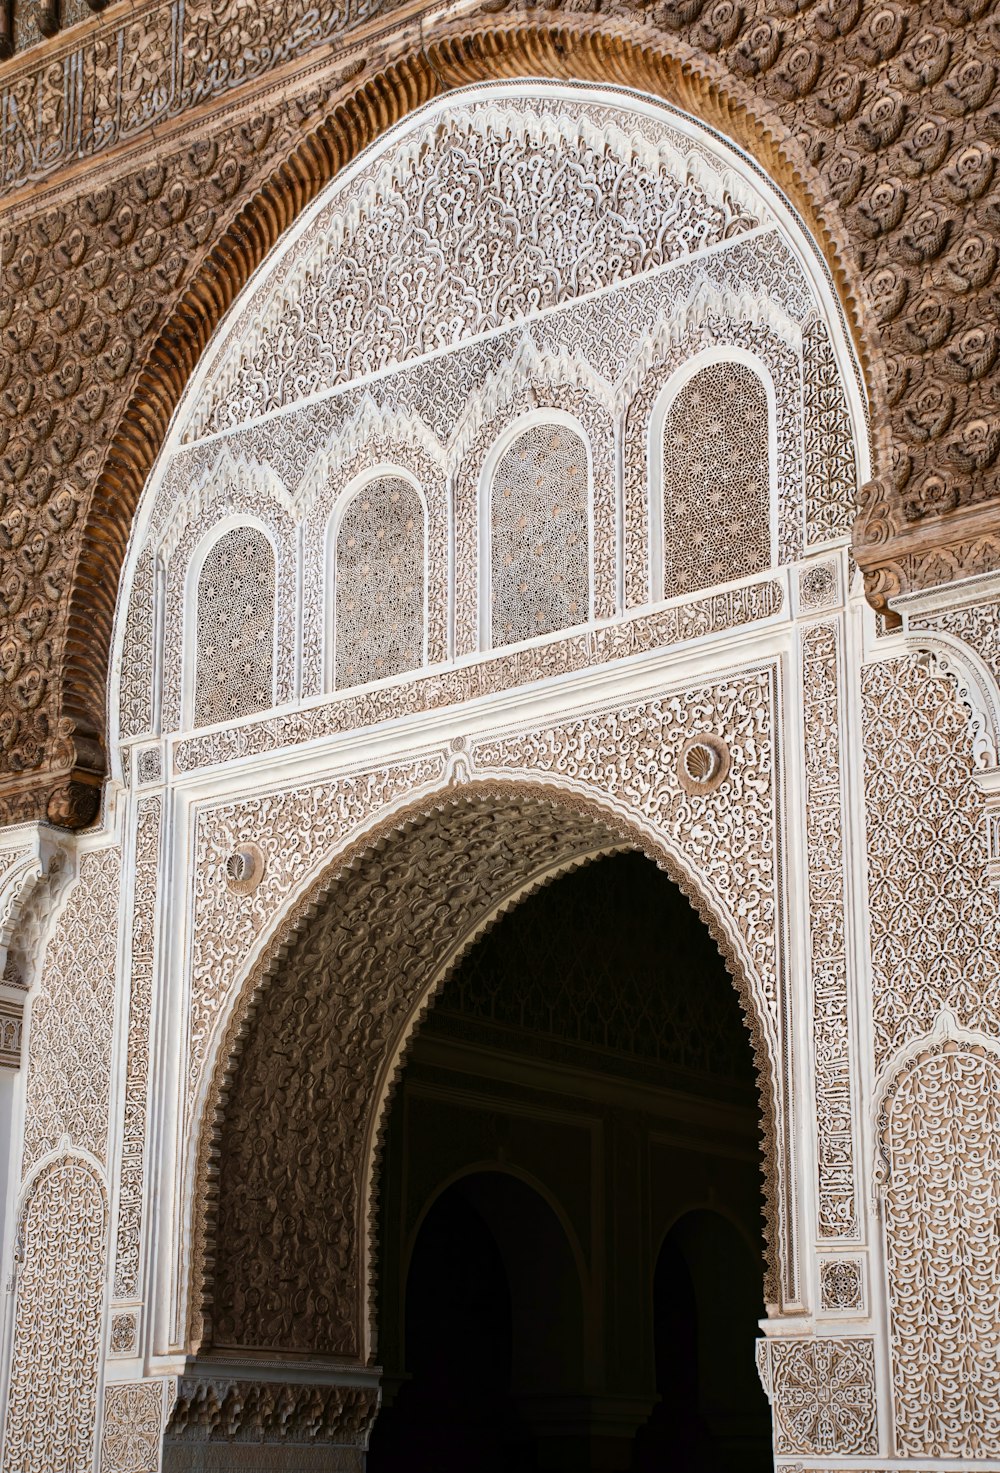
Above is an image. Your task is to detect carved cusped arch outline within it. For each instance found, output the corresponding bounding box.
[81,49,877,811]
[2,1146,109,1473]
[456,380,615,655]
[186,773,789,1367]
[298,425,447,694]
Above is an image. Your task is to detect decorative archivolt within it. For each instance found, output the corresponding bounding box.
[450,338,614,468]
[454,388,614,653]
[294,398,448,522]
[157,448,294,569]
[186,92,776,439]
[300,440,447,696]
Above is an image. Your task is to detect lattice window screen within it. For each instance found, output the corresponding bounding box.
[194,527,276,727]
[490,423,589,648]
[334,477,425,689]
[662,362,770,596]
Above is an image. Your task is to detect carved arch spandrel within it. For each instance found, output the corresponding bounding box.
[188,776,786,1367]
[68,36,878,802]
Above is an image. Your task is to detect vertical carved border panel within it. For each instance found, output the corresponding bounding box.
[113,797,161,1303]
[21,847,123,1175]
[880,1040,1000,1457]
[801,620,858,1240]
[1,1155,109,1473]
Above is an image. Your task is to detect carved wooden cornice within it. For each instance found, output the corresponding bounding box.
[0,0,996,825]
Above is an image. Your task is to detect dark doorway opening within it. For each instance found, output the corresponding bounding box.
[368,852,772,1472]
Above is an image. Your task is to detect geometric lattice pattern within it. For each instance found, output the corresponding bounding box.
[662,362,770,596]
[768,1336,878,1456]
[194,527,275,727]
[491,422,589,647]
[883,1044,1000,1457]
[335,477,424,689]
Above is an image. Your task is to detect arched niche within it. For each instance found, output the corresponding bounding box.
[649,350,775,602]
[183,785,784,1372]
[188,521,278,728]
[876,1026,1000,1458]
[481,413,593,651]
[327,469,428,691]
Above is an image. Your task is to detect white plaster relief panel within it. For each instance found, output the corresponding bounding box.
[301,434,447,697]
[760,1337,878,1457]
[158,458,296,735]
[21,847,122,1175]
[801,619,858,1240]
[99,1381,165,1473]
[661,360,770,597]
[171,578,785,773]
[470,668,781,1021]
[113,798,160,1302]
[115,89,859,757]
[862,657,1000,1064]
[186,752,449,1117]
[879,1037,1000,1457]
[489,421,590,648]
[334,475,425,690]
[187,97,773,437]
[1,1156,108,1473]
[194,526,276,727]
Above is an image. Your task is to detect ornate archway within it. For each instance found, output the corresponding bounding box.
[51,27,878,827]
[168,782,783,1467]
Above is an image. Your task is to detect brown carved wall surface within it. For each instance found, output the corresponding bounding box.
[0,0,996,826]
[861,655,1000,1066]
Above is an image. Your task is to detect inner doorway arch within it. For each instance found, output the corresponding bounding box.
[168,793,782,1472]
[368,850,770,1472]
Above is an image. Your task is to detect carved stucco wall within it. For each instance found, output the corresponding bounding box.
[863,653,1000,1456]
[879,1038,1000,1458]
[0,0,996,824]
[20,845,121,1174]
[2,1155,108,1473]
[116,87,852,776]
[195,663,789,1358]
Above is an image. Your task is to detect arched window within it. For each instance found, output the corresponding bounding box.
[334,476,425,689]
[490,422,589,648]
[194,526,276,727]
[661,361,770,596]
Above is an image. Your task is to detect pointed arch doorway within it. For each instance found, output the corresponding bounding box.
[368,850,771,1473]
[168,789,781,1472]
